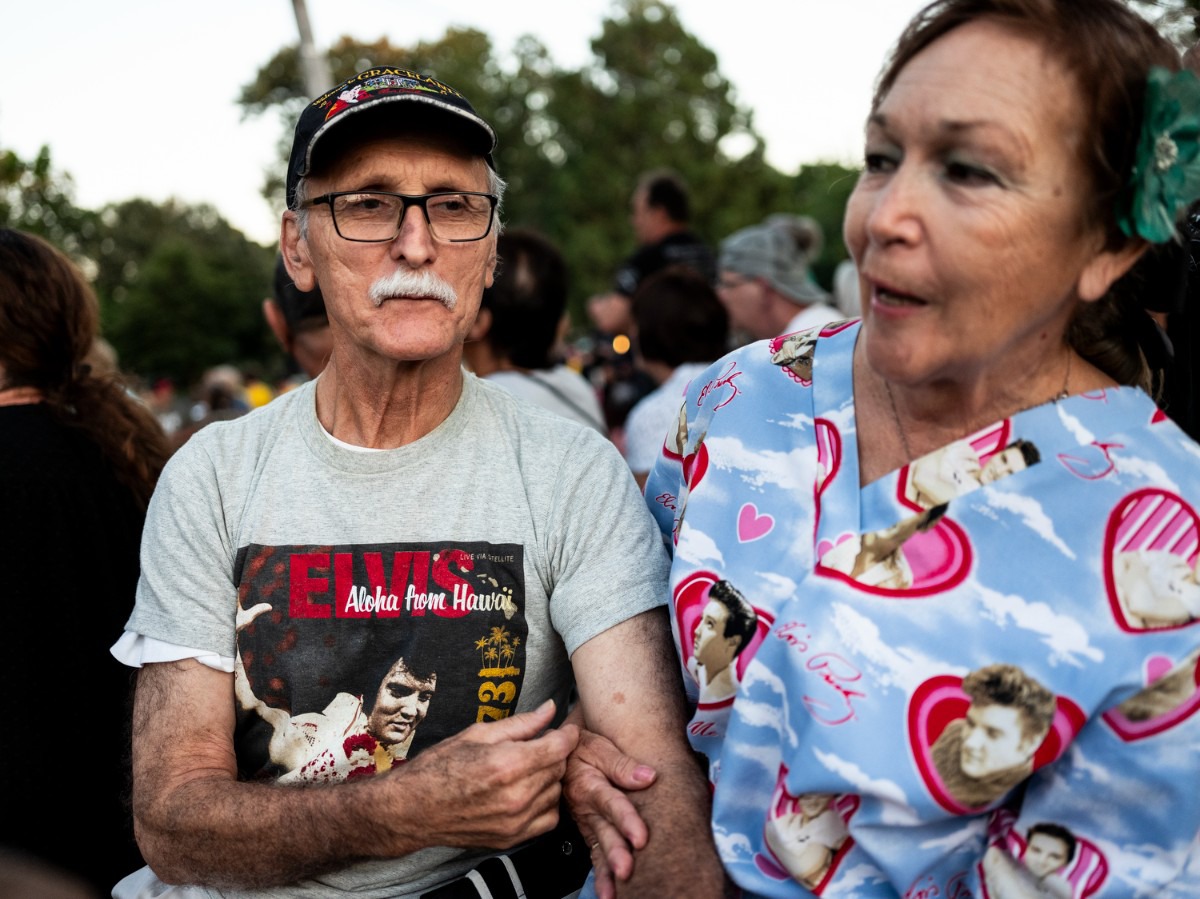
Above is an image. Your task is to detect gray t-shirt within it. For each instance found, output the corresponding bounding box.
[125,373,668,898]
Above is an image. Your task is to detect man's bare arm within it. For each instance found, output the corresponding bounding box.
[131,661,578,889]
[569,607,728,898]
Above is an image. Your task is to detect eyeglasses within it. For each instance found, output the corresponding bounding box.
[302,191,498,243]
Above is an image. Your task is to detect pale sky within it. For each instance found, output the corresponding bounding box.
[2,1,929,246]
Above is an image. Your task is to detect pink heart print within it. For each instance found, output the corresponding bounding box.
[738,503,775,543]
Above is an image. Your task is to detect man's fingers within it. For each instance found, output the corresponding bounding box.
[467,698,560,744]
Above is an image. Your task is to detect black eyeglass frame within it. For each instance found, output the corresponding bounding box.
[302,190,499,243]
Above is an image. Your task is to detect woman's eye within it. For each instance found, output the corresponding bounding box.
[864,153,897,174]
[945,161,997,186]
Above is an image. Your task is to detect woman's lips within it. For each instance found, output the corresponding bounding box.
[871,281,925,307]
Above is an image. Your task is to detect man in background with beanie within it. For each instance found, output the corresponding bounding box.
[717,214,840,345]
[112,66,724,898]
[264,253,333,381]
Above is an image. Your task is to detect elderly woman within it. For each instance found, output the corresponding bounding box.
[577,1,1200,897]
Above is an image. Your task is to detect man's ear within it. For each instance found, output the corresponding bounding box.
[484,247,498,290]
[263,299,293,354]
[467,307,493,342]
[1078,237,1148,303]
[281,212,318,292]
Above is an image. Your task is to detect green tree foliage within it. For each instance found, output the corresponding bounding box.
[0,145,99,258]
[89,199,276,388]
[236,0,860,326]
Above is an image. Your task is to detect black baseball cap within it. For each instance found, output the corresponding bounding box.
[285,66,497,209]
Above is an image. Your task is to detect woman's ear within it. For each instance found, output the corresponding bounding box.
[1078,238,1149,303]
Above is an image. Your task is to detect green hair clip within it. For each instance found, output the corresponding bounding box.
[1118,66,1200,244]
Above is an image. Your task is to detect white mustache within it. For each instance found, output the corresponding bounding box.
[369,269,458,309]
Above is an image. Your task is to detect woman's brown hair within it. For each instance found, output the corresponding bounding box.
[0,229,170,509]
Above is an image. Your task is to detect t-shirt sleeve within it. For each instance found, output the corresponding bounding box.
[124,436,240,658]
[542,428,671,655]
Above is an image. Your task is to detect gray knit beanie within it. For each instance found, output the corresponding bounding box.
[719,215,829,305]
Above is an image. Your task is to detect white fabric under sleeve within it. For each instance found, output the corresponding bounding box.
[110,629,234,672]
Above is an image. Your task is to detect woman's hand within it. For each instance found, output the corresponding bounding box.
[563,725,656,897]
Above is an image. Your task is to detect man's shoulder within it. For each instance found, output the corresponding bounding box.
[472,374,608,449]
[170,382,311,467]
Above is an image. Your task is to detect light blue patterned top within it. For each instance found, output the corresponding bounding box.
[644,321,1200,898]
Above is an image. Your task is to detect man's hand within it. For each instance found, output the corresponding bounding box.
[564,724,656,895]
[382,699,580,851]
[135,668,579,890]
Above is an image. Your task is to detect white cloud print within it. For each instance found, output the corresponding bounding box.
[985,490,1074,559]
[813,747,918,824]
[676,524,724,568]
[976,585,1103,666]
[829,604,953,693]
[706,434,816,492]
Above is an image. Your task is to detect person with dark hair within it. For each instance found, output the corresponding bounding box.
[585,169,718,440]
[464,227,607,433]
[0,229,170,892]
[688,580,758,704]
[578,1,1200,895]
[612,168,717,303]
[905,437,1041,508]
[623,266,730,488]
[110,66,722,899]
[264,252,332,381]
[717,214,840,345]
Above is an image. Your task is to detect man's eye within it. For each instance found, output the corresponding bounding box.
[431,196,468,214]
[342,195,394,213]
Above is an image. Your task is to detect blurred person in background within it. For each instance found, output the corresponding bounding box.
[717,214,840,346]
[833,258,863,319]
[465,227,607,434]
[264,252,332,384]
[623,266,729,489]
[0,228,170,893]
[587,169,718,441]
[170,363,250,450]
[588,168,718,341]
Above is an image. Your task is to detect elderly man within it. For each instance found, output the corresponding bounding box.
[111,66,723,899]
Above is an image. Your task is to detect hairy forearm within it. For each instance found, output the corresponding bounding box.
[132,662,398,887]
[575,610,728,897]
[135,772,385,888]
[617,751,725,897]
[133,663,574,889]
